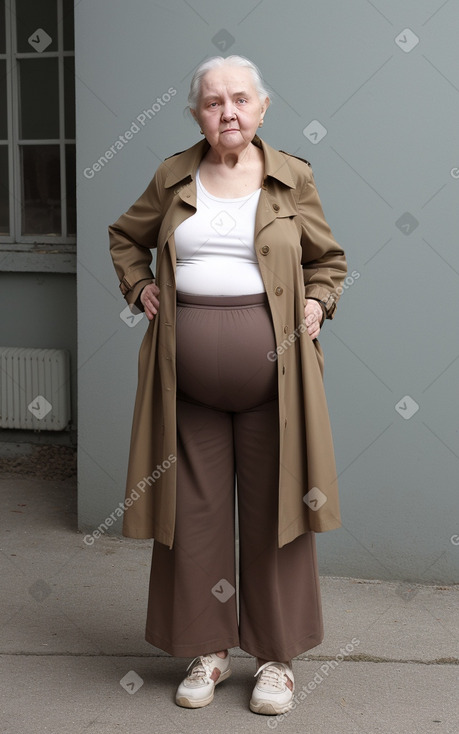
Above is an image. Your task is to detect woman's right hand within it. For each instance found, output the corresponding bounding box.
[140,282,160,320]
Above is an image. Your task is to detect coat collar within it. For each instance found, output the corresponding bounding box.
[163,135,296,189]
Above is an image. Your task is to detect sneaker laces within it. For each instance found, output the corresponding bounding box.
[254,662,292,691]
[185,654,217,683]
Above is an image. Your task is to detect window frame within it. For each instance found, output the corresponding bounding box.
[0,0,76,271]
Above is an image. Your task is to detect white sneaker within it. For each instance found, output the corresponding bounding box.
[250,661,294,715]
[175,652,231,708]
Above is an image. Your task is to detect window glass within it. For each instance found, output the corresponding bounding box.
[21,144,61,235]
[19,58,59,139]
[0,1,6,54]
[16,0,57,53]
[0,59,7,138]
[0,144,9,234]
[66,143,75,234]
[0,1,76,242]
[64,57,75,139]
[63,0,74,51]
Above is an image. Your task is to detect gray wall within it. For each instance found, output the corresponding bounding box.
[76,0,459,583]
[0,272,77,430]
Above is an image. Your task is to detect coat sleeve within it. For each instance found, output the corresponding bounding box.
[108,167,166,309]
[297,166,347,319]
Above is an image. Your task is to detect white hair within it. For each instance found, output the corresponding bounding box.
[187,55,270,110]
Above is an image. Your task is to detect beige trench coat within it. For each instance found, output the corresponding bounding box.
[109,135,347,549]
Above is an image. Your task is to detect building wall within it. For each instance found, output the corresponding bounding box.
[0,271,77,431]
[75,0,459,582]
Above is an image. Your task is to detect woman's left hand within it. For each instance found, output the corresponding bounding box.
[304,299,323,340]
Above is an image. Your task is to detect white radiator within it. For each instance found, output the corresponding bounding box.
[0,347,71,430]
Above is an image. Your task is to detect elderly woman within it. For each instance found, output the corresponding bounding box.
[109,55,347,715]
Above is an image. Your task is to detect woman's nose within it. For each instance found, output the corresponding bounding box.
[221,101,236,119]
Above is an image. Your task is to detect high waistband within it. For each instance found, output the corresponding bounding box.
[177,291,268,309]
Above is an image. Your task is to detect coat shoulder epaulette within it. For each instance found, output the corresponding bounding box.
[164,149,186,161]
[279,151,311,167]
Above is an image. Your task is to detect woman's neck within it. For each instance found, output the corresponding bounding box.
[199,143,264,198]
[204,141,257,170]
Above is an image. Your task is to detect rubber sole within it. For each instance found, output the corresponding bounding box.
[249,698,294,715]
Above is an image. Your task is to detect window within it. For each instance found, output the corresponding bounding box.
[0,0,75,247]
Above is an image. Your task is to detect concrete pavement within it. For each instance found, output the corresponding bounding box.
[0,474,458,734]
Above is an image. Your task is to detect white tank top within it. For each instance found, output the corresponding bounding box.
[174,169,265,296]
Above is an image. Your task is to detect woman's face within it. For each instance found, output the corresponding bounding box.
[192,66,269,154]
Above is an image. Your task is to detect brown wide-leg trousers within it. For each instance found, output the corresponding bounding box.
[145,293,323,661]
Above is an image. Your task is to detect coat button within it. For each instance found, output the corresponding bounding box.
[260,245,270,255]
[275,286,283,296]
[282,365,286,374]
[273,203,280,212]
[283,325,288,334]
